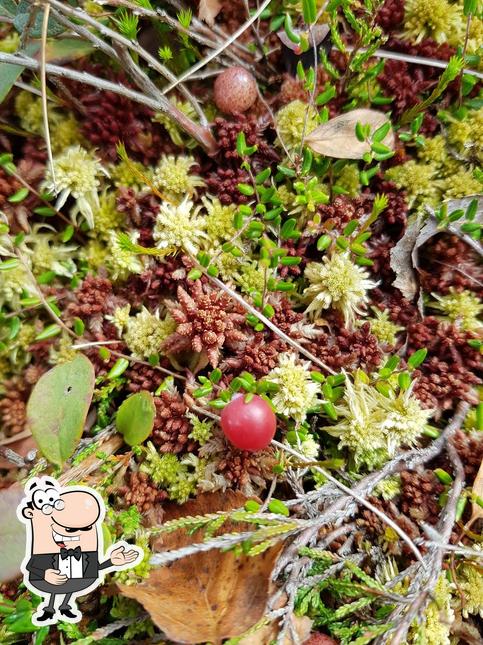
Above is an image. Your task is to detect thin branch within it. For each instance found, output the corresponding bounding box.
[207,274,336,374]
[40,2,55,189]
[48,0,208,125]
[343,45,483,80]
[0,52,217,153]
[380,433,467,645]
[272,439,426,567]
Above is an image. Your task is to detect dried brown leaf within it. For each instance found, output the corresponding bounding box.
[389,215,424,302]
[198,0,222,26]
[305,109,394,159]
[390,195,482,304]
[119,491,282,644]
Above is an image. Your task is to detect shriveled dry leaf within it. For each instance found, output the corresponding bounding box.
[305,109,394,159]
[389,215,424,301]
[390,195,482,303]
[0,483,26,583]
[120,491,282,644]
[198,0,222,26]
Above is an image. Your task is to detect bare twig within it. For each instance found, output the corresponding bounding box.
[378,433,467,645]
[40,2,55,189]
[272,439,426,566]
[207,274,336,374]
[0,52,217,153]
[48,0,208,125]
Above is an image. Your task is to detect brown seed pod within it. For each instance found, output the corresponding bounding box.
[214,66,258,115]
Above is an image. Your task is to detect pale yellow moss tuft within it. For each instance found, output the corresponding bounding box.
[15,91,43,134]
[430,288,482,331]
[51,113,82,154]
[268,352,321,423]
[403,0,464,46]
[0,32,20,53]
[369,308,404,346]
[459,560,483,618]
[276,100,319,151]
[43,145,109,229]
[124,308,176,359]
[203,196,236,244]
[153,155,204,200]
[326,376,432,470]
[93,190,125,237]
[386,160,441,208]
[304,252,378,328]
[105,230,144,282]
[154,198,207,255]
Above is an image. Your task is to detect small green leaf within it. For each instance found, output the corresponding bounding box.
[343,220,358,236]
[434,468,453,485]
[237,183,255,196]
[302,0,316,23]
[209,368,222,384]
[26,355,95,467]
[0,258,20,271]
[187,268,202,280]
[108,357,130,379]
[408,348,428,369]
[398,372,412,391]
[116,391,156,447]
[268,499,290,516]
[284,13,300,44]
[244,500,260,512]
[73,318,85,336]
[35,324,61,341]
[7,187,29,203]
[317,234,332,251]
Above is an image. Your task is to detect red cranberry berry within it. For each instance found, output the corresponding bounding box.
[220,394,276,451]
[214,66,258,115]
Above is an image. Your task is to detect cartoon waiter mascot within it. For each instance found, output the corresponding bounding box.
[17,477,142,625]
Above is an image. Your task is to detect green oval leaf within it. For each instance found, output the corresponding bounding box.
[116,391,156,447]
[26,355,95,466]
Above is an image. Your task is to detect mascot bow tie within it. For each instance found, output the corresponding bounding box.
[60,546,82,560]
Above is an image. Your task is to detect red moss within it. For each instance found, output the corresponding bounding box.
[152,389,195,454]
[119,471,167,513]
[452,430,483,482]
[400,469,444,524]
[308,321,382,372]
[206,166,252,205]
[418,234,483,297]
[163,282,248,368]
[375,0,404,32]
